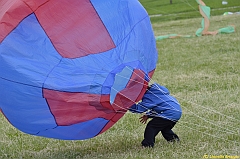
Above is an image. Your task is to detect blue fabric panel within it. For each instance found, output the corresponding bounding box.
[110,66,133,104]
[0,78,57,134]
[43,49,122,93]
[91,0,147,46]
[116,19,158,73]
[37,118,109,140]
[91,0,158,73]
[0,14,62,87]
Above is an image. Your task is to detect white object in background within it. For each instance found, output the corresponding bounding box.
[222,1,228,5]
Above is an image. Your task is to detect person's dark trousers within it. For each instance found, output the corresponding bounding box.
[141,117,179,147]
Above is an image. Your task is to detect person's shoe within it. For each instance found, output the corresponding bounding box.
[168,137,180,143]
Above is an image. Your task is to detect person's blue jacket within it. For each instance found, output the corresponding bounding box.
[129,83,182,122]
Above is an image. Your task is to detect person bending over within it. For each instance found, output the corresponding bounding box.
[129,83,182,148]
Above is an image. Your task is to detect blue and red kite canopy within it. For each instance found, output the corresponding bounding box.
[0,0,158,140]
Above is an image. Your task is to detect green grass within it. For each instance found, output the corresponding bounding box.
[1,4,240,159]
[139,0,240,22]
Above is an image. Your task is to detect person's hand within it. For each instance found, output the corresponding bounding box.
[139,115,148,124]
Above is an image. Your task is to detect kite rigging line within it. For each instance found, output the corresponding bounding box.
[110,67,239,144]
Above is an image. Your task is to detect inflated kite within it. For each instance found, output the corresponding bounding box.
[0,0,158,140]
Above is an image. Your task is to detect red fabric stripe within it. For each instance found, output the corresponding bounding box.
[43,69,148,134]
[43,89,116,126]
[43,88,125,135]
[135,69,155,102]
[22,0,49,11]
[0,0,32,43]
[35,0,115,58]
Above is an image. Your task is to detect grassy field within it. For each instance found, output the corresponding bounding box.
[139,0,240,22]
[1,2,240,159]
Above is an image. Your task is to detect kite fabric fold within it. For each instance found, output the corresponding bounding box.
[155,0,235,41]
